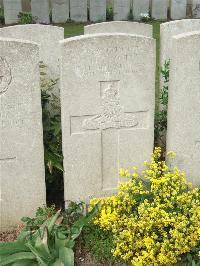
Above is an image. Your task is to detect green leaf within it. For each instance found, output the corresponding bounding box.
[52,258,64,266]
[70,203,100,240]
[59,247,74,266]
[0,242,29,255]
[26,242,48,265]
[46,210,61,233]
[0,252,36,266]
[34,227,51,260]
[17,230,33,243]
[192,261,196,266]
[12,260,36,266]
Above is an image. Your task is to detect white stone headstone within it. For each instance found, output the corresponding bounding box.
[89,0,106,22]
[52,0,69,23]
[0,38,45,230]
[193,0,200,18]
[160,19,200,68]
[31,0,50,24]
[167,31,200,186]
[151,0,168,20]
[132,0,150,21]
[84,21,152,37]
[0,25,64,95]
[70,0,87,22]
[171,0,187,20]
[3,0,22,25]
[60,33,155,202]
[113,0,131,21]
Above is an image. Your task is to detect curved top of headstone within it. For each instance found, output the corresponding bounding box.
[161,19,200,29]
[61,32,154,46]
[172,30,200,40]
[0,24,64,76]
[84,21,152,37]
[0,24,64,34]
[160,19,200,64]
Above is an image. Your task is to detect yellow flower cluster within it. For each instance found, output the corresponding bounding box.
[90,147,200,265]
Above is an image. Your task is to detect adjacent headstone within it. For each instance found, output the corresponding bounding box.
[31,0,50,24]
[0,25,64,95]
[132,0,150,21]
[60,34,155,202]
[89,0,106,22]
[167,31,200,186]
[113,0,131,21]
[3,0,22,25]
[84,21,152,37]
[171,0,187,20]
[160,19,200,67]
[193,0,200,18]
[0,38,45,230]
[151,0,168,20]
[70,0,87,22]
[22,0,31,12]
[52,0,69,23]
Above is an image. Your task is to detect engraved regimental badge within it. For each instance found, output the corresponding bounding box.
[0,57,12,95]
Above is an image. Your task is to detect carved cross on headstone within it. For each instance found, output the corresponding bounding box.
[71,80,148,191]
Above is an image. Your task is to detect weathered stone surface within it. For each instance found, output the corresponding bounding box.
[52,0,69,23]
[70,0,87,22]
[113,0,130,21]
[31,0,50,24]
[132,0,150,21]
[0,38,45,230]
[193,0,200,18]
[60,34,155,202]
[151,0,168,20]
[89,0,106,22]
[171,0,187,20]
[0,25,64,95]
[160,19,200,67]
[3,0,22,25]
[84,21,152,37]
[167,31,200,186]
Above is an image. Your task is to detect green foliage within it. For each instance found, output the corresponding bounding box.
[106,6,113,21]
[0,7,4,24]
[21,205,57,232]
[40,62,64,204]
[0,204,100,266]
[89,148,200,265]
[40,63,63,181]
[83,224,117,264]
[18,12,33,24]
[154,60,170,149]
[128,9,133,21]
[185,243,200,266]
[140,13,152,22]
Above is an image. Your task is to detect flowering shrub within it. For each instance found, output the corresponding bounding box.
[140,13,151,22]
[90,148,200,265]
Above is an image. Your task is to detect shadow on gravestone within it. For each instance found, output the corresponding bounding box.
[167,31,200,186]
